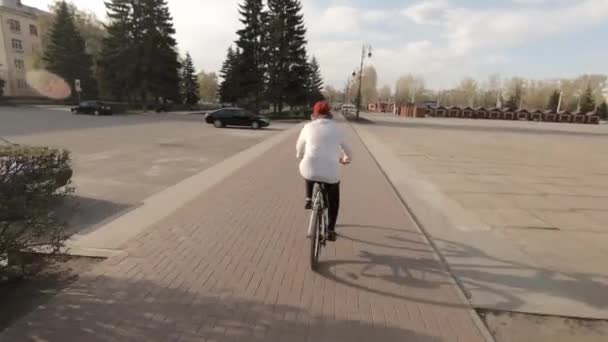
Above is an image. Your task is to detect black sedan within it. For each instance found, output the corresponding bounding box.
[205,108,270,129]
[71,101,113,115]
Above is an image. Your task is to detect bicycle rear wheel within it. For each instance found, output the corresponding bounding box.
[309,207,321,271]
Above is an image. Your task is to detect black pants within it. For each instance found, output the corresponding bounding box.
[306,180,340,232]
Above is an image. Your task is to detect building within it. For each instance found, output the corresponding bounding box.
[398,103,429,118]
[0,0,49,97]
[368,101,396,113]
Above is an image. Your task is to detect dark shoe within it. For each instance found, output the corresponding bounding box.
[328,231,337,242]
[305,199,312,210]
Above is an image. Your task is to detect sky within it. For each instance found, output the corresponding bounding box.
[24,0,608,90]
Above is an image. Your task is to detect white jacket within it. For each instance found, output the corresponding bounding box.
[296,119,352,184]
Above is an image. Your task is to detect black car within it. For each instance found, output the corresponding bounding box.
[71,101,113,115]
[205,108,270,129]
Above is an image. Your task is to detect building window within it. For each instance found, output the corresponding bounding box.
[12,39,23,50]
[30,24,38,36]
[8,19,21,32]
[17,79,27,89]
[14,59,24,69]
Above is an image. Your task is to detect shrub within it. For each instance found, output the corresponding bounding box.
[0,145,73,281]
[267,107,313,120]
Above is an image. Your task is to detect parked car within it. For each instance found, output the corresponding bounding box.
[205,108,270,129]
[341,104,356,113]
[71,101,113,115]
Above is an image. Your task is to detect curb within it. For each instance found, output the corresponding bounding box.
[66,123,304,257]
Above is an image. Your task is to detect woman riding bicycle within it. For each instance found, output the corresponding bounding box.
[296,101,352,241]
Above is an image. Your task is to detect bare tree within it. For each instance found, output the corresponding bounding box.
[322,85,343,104]
[370,71,606,112]
[350,65,378,106]
[454,77,478,107]
[395,74,425,104]
[378,85,392,101]
[198,71,219,103]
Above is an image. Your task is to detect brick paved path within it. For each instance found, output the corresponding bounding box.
[1,124,488,342]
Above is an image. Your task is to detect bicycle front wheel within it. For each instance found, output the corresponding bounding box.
[309,208,321,271]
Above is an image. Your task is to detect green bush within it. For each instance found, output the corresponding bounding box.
[1,146,73,281]
[268,107,313,120]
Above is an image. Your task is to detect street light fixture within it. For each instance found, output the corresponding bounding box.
[355,44,372,121]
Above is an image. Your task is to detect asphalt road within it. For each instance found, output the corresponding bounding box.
[1,105,293,236]
[0,106,211,137]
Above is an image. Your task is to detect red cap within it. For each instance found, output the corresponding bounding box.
[313,101,331,116]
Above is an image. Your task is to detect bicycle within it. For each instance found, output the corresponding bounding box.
[308,182,330,271]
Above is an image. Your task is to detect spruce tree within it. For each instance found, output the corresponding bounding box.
[267,0,309,113]
[307,56,324,104]
[547,90,561,112]
[99,0,180,104]
[235,0,267,110]
[218,47,234,103]
[99,0,134,101]
[44,1,97,101]
[219,47,241,104]
[180,53,200,106]
[579,84,596,113]
[133,0,181,103]
[285,0,309,108]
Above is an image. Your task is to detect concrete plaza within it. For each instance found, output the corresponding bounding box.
[358,114,608,319]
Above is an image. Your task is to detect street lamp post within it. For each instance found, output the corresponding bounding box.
[556,80,564,113]
[355,44,372,121]
[576,89,584,113]
[345,70,356,104]
[557,91,564,113]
